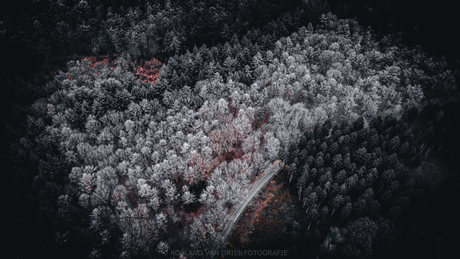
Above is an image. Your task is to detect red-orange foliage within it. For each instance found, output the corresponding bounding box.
[56,56,162,83]
[227,180,291,249]
[134,59,162,84]
[226,180,293,251]
[246,184,292,243]
[81,56,116,74]
[208,126,245,165]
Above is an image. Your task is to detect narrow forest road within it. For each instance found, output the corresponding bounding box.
[207,160,284,256]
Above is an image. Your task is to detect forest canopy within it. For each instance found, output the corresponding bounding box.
[2,1,459,259]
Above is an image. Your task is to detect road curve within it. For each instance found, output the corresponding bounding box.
[208,160,284,255]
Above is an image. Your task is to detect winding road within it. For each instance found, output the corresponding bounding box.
[208,160,284,255]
